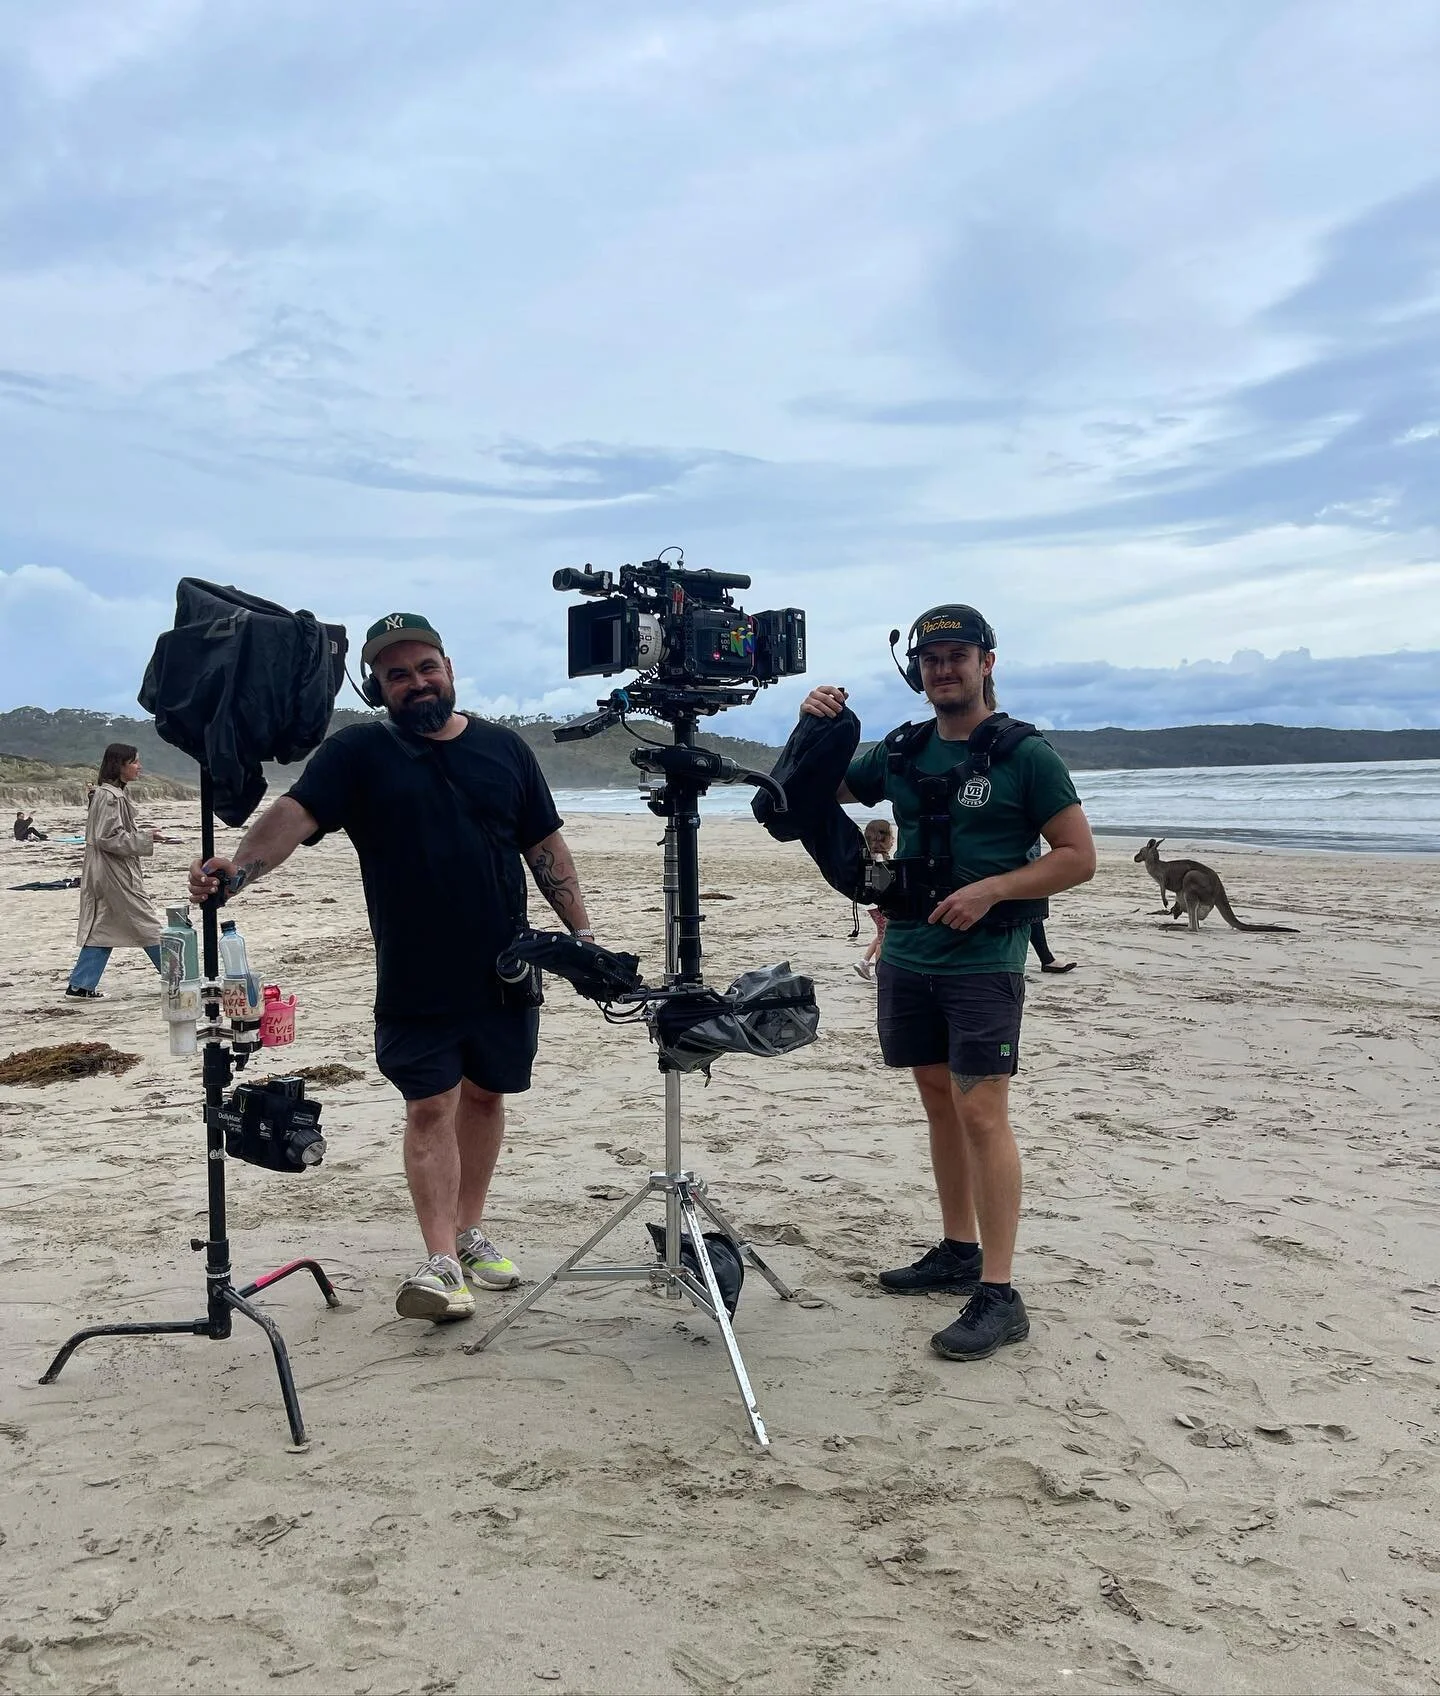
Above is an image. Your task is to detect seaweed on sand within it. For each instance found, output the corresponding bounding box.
[0,1042,142,1086]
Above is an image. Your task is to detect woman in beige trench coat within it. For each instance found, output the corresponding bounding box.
[66,744,166,999]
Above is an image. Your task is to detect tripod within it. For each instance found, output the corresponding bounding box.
[40,769,340,1449]
[467,708,796,1446]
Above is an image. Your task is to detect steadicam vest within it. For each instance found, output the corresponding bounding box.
[875,715,1049,928]
[754,709,1048,930]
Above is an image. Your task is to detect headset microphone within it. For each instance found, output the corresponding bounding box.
[888,628,922,693]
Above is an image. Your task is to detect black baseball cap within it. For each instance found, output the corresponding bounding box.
[908,604,997,654]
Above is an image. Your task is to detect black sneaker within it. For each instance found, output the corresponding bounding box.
[930,1285,1030,1361]
[878,1240,983,1295]
[64,986,105,999]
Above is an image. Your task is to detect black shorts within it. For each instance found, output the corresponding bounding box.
[876,962,1024,1078]
[374,1006,540,1101]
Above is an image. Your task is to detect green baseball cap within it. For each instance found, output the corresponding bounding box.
[361,612,446,667]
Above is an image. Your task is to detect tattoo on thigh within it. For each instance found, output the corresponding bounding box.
[952,1073,1004,1094]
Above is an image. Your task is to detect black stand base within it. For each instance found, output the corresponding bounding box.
[39,765,341,1449]
[40,1255,340,1448]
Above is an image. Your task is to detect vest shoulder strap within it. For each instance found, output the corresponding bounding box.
[967,713,1041,774]
[883,714,1042,778]
[884,719,934,773]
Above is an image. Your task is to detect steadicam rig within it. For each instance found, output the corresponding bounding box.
[472,550,811,1446]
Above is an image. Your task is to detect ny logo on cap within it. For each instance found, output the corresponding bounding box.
[384,613,405,631]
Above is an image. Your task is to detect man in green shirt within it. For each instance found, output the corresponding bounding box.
[801,603,1095,1361]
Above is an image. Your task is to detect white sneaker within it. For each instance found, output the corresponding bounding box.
[456,1228,522,1290]
[395,1254,476,1322]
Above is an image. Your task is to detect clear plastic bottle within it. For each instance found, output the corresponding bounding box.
[219,919,263,1027]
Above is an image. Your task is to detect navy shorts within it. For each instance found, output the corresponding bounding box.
[374,1007,540,1101]
[876,962,1024,1078]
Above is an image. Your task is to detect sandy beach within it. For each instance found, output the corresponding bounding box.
[2,805,1438,1695]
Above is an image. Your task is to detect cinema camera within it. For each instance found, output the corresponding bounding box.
[555,549,804,720]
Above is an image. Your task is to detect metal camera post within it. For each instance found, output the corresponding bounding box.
[40,767,340,1449]
[468,697,796,1447]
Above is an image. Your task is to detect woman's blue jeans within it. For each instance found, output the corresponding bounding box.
[68,944,162,991]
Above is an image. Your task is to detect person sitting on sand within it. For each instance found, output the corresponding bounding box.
[14,810,48,841]
[189,612,600,1328]
[65,745,165,998]
[853,817,894,981]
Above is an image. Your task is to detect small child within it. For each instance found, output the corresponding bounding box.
[855,817,894,980]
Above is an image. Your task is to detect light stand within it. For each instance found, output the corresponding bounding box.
[40,768,340,1449]
[467,707,795,1446]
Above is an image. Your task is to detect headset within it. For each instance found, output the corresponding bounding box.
[358,663,384,709]
[888,605,998,694]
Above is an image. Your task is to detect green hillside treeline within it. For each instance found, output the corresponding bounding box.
[3,706,1439,799]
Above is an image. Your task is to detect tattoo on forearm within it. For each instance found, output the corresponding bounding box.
[230,858,268,894]
[528,847,584,925]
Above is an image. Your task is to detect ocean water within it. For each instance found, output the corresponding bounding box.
[554,758,1440,854]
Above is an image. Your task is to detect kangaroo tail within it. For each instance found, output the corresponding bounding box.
[1214,882,1299,934]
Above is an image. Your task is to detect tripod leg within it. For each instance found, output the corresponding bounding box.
[222,1288,308,1448]
[237,1258,341,1309]
[692,1191,796,1300]
[465,1178,656,1356]
[679,1195,770,1448]
[40,1318,206,1385]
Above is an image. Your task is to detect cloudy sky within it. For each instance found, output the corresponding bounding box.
[1,0,1438,737]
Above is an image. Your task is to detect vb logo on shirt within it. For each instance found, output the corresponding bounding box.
[959,776,992,808]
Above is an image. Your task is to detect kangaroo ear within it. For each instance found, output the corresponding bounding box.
[1154,838,1164,847]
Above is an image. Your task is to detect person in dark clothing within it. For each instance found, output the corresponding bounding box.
[1025,840,1076,972]
[190,613,597,1326]
[13,811,47,841]
[1028,919,1076,973]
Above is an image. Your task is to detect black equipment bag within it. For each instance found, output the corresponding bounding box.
[138,579,347,827]
[646,1222,745,1318]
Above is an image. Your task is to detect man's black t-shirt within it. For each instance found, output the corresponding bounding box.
[286,717,563,1019]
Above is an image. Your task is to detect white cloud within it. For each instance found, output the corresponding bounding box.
[0,565,172,711]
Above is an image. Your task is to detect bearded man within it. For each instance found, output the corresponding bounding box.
[190,613,595,1324]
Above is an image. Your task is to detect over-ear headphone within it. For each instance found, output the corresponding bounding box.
[359,663,383,708]
[888,605,997,694]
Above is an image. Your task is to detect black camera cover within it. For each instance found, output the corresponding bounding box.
[138,579,347,826]
[752,706,868,897]
[650,964,819,1076]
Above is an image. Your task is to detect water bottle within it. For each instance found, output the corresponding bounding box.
[160,905,200,1057]
[220,918,263,1039]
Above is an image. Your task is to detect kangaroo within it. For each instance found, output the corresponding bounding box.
[1133,839,1298,934]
